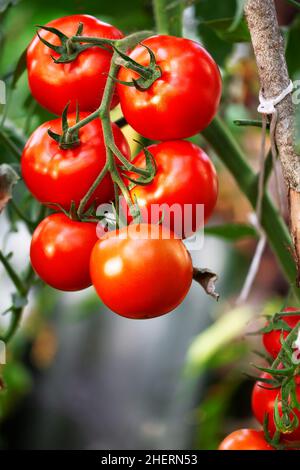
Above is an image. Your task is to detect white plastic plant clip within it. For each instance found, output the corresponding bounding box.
[257,80,293,114]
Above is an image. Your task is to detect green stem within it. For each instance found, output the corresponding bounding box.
[202,117,300,300]
[0,128,22,161]
[66,31,153,140]
[272,321,300,370]
[71,36,116,47]
[234,119,270,129]
[0,264,36,343]
[66,109,100,137]
[0,251,27,296]
[76,49,135,219]
[153,0,183,36]
[1,307,23,343]
[114,57,153,80]
[77,163,108,218]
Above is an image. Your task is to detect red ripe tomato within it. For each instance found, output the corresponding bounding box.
[30,213,98,291]
[90,224,193,319]
[21,113,130,211]
[252,372,300,441]
[27,14,123,115]
[218,429,273,450]
[126,141,218,238]
[263,307,300,358]
[117,35,222,141]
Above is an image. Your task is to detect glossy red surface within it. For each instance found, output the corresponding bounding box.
[263,307,300,358]
[90,224,193,319]
[252,372,300,442]
[127,141,218,238]
[27,14,123,114]
[117,35,222,140]
[21,113,130,211]
[219,429,273,450]
[30,213,98,291]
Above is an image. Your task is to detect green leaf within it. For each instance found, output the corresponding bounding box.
[205,223,257,241]
[286,0,300,10]
[195,0,237,66]
[202,17,250,43]
[287,16,300,152]
[198,23,233,67]
[286,15,300,79]
[195,0,237,21]
[229,0,246,32]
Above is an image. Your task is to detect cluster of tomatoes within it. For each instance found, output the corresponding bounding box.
[20,14,222,319]
[219,307,300,450]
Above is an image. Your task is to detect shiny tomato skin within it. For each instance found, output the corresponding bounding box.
[127,141,218,238]
[218,429,273,450]
[117,35,222,141]
[90,224,193,319]
[27,14,123,115]
[21,113,130,211]
[263,307,300,358]
[252,372,300,441]
[30,213,98,291]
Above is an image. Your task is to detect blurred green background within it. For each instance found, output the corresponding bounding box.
[0,0,300,450]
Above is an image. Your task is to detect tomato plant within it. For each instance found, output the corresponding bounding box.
[252,372,300,442]
[126,141,218,238]
[27,14,123,115]
[90,224,193,319]
[30,213,98,291]
[218,429,274,450]
[263,307,300,359]
[21,113,130,211]
[2,0,299,453]
[117,35,222,141]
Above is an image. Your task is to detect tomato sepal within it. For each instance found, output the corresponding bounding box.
[253,363,295,376]
[263,414,283,449]
[47,102,81,149]
[36,22,112,64]
[113,43,162,91]
[121,147,157,186]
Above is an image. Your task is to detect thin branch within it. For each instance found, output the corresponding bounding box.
[0,251,27,295]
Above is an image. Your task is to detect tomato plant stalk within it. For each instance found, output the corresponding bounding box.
[65,31,156,219]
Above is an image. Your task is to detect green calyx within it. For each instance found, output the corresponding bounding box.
[37,23,160,91]
[120,145,157,187]
[252,314,300,446]
[48,102,81,150]
[36,22,111,64]
[36,22,159,91]
[113,43,162,91]
[251,310,300,335]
